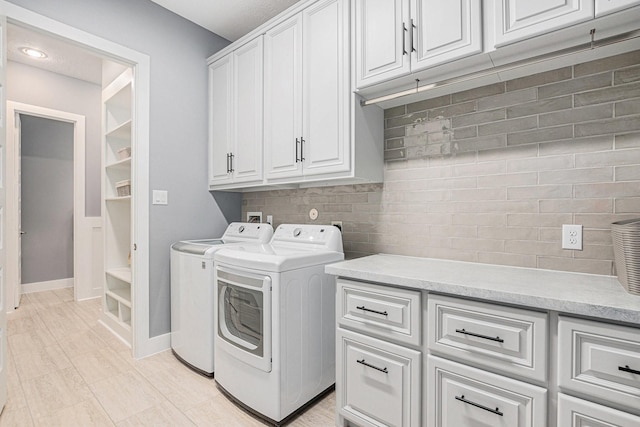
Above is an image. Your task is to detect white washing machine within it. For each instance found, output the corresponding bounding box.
[170,222,273,376]
[213,224,344,424]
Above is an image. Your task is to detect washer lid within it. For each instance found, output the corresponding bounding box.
[170,222,274,256]
[214,243,344,272]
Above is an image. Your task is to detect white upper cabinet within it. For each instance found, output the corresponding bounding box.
[494,0,595,47]
[208,37,264,187]
[411,0,483,72]
[264,14,303,180]
[354,0,411,88]
[595,0,640,16]
[264,0,350,182]
[302,0,350,176]
[354,0,483,88]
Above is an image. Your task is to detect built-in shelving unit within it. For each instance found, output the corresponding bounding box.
[101,69,134,346]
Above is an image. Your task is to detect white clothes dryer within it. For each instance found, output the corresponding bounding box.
[213,224,344,424]
[170,222,273,376]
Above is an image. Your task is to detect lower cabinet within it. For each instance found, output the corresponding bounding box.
[336,328,421,427]
[558,393,640,427]
[426,355,547,427]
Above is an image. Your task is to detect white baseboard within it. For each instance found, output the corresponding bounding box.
[21,278,74,294]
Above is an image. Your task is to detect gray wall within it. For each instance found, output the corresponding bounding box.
[20,115,74,284]
[7,61,102,216]
[7,0,238,337]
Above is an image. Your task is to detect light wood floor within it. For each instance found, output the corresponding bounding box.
[1,288,335,426]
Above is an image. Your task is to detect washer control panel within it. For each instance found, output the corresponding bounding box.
[272,224,343,252]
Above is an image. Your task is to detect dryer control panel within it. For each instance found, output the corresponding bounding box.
[272,224,343,252]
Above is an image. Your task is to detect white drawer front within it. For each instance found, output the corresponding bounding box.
[338,279,421,346]
[337,328,421,427]
[427,355,547,427]
[428,294,548,383]
[558,316,640,412]
[558,393,640,427]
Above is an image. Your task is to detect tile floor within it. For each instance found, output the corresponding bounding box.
[1,288,335,426]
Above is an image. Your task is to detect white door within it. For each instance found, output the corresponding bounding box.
[232,37,264,184]
[302,0,350,177]
[494,0,594,46]
[0,13,8,414]
[354,0,410,88]
[264,14,303,181]
[411,0,483,71]
[208,55,234,186]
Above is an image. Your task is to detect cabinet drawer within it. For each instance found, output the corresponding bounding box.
[337,328,421,427]
[427,294,548,383]
[338,279,421,346]
[427,355,547,427]
[558,393,640,427]
[558,316,640,412]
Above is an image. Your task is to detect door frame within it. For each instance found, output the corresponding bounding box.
[2,1,154,359]
[5,102,85,310]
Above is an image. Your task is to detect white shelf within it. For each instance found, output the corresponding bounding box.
[106,267,131,283]
[106,119,132,139]
[106,157,131,169]
[106,288,132,307]
[105,195,131,202]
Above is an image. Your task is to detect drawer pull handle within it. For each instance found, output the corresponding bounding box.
[619,365,640,375]
[357,359,388,374]
[455,328,504,343]
[356,306,388,316]
[455,395,503,416]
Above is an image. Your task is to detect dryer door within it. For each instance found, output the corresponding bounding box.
[216,265,272,372]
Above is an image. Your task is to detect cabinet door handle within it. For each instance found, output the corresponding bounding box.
[295,138,300,162]
[410,19,416,53]
[226,153,230,173]
[402,23,408,55]
[356,305,388,316]
[357,359,388,374]
[619,365,640,375]
[229,153,234,173]
[455,395,503,416]
[300,137,305,161]
[455,328,504,343]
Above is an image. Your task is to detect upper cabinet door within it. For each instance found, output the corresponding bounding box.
[411,0,483,71]
[354,0,411,88]
[264,15,304,181]
[302,0,350,176]
[208,55,234,186]
[494,0,594,47]
[232,37,264,184]
[595,0,640,16]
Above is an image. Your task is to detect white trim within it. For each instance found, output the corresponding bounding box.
[76,216,103,301]
[21,278,73,294]
[6,102,85,312]
[144,332,171,358]
[2,1,153,359]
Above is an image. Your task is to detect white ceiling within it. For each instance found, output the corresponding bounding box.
[150,0,300,41]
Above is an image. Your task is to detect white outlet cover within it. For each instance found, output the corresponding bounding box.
[309,208,318,220]
[562,224,583,250]
[152,190,168,205]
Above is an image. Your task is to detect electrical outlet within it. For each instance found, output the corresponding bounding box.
[562,224,583,250]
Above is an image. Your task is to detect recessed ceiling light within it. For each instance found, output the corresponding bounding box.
[20,47,48,59]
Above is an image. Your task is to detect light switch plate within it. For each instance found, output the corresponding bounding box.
[152,190,168,205]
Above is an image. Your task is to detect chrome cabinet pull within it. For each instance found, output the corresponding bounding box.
[356,305,388,316]
[300,137,305,161]
[226,153,231,173]
[357,359,388,374]
[455,328,504,343]
[410,19,416,53]
[402,23,408,55]
[295,138,300,162]
[619,365,640,375]
[455,395,503,416]
[229,152,234,173]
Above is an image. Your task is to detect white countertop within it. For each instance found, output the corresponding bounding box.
[325,254,640,325]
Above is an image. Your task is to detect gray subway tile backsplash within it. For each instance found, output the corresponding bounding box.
[243,51,640,276]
